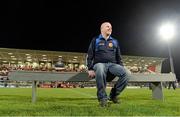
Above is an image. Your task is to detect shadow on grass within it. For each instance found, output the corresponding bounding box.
[37,97,97,103]
[0,94,152,103]
[0,95,97,103]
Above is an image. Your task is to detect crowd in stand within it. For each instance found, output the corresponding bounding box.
[0,64,86,74]
[0,64,87,88]
[1,64,178,88]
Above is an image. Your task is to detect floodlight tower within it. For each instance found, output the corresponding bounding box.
[159,22,175,73]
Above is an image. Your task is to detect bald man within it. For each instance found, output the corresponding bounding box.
[87,22,130,107]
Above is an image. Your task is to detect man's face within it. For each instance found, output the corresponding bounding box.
[101,22,112,35]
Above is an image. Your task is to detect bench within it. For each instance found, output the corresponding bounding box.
[8,70,176,103]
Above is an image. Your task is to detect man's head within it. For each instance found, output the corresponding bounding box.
[100,22,112,36]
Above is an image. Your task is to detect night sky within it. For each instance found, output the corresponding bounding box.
[1,0,180,80]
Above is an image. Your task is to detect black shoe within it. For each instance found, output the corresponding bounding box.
[99,99,108,107]
[109,97,120,104]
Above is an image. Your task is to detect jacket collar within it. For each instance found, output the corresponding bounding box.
[99,34,113,41]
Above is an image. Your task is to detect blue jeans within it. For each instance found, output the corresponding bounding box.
[93,63,129,101]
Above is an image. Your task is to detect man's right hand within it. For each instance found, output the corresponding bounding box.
[88,70,95,78]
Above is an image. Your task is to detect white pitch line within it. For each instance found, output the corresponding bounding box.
[67,88,96,98]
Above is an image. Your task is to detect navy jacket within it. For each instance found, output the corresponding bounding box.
[87,34,123,70]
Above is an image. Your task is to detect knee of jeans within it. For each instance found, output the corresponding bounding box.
[120,69,130,81]
[94,63,106,72]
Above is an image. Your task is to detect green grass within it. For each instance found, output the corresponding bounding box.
[0,88,180,116]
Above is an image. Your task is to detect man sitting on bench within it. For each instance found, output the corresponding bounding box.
[87,22,130,107]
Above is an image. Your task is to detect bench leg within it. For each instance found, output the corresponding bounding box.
[32,81,37,103]
[151,82,163,100]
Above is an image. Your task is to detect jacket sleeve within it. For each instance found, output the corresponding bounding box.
[116,40,124,66]
[87,38,96,70]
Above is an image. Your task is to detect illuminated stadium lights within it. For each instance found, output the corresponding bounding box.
[58,56,62,58]
[25,54,30,56]
[74,56,78,58]
[42,55,46,57]
[8,53,13,55]
[27,56,31,59]
[159,23,175,41]
[159,22,175,74]
[73,59,77,61]
[12,58,17,60]
[27,59,32,61]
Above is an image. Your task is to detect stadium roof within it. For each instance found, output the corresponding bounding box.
[0,48,165,67]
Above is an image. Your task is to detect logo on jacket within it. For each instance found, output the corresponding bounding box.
[108,42,113,48]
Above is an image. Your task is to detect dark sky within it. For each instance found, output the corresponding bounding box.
[1,0,180,80]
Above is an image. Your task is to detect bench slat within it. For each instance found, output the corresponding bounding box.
[8,71,176,82]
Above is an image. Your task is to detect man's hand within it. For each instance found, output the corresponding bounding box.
[88,70,95,78]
